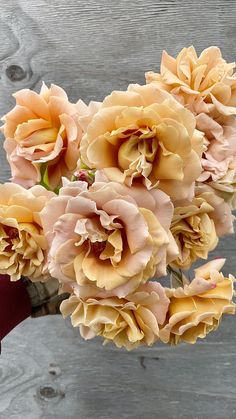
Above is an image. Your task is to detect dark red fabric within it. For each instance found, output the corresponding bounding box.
[0,275,31,348]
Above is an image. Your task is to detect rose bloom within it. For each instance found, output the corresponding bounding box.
[195,183,234,237]
[41,178,178,297]
[160,259,235,345]
[146,46,236,205]
[196,111,236,208]
[60,281,170,350]
[0,183,54,281]
[79,83,204,201]
[1,83,93,190]
[170,196,218,269]
[146,46,236,115]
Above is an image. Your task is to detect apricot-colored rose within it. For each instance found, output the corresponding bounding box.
[60,281,170,350]
[79,83,203,201]
[170,196,218,269]
[0,183,54,281]
[146,47,236,205]
[195,183,234,236]
[196,112,236,208]
[160,259,235,345]
[41,178,177,297]
[146,46,236,116]
[2,83,92,190]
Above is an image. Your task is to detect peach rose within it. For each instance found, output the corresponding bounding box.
[79,83,204,201]
[60,281,170,350]
[146,46,236,116]
[1,83,95,190]
[196,112,236,208]
[170,196,218,269]
[41,178,177,297]
[160,259,235,345]
[146,46,236,205]
[0,183,54,281]
[195,183,234,236]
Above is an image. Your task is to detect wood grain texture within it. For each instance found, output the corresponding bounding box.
[0,0,236,418]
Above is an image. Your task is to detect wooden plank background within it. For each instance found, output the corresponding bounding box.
[0,1,236,417]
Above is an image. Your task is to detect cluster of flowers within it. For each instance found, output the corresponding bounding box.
[0,46,236,350]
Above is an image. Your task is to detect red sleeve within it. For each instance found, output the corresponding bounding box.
[0,275,31,350]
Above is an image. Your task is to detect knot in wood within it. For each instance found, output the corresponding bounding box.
[38,384,59,400]
[5,65,27,82]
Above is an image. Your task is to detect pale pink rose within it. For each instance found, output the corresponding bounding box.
[40,178,177,297]
[160,259,235,345]
[60,281,170,350]
[79,83,204,201]
[94,169,179,265]
[1,83,96,190]
[0,183,54,281]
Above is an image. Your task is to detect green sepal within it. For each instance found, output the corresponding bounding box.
[39,162,50,190]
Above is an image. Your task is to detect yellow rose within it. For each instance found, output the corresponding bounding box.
[79,83,203,201]
[160,259,235,344]
[170,196,218,269]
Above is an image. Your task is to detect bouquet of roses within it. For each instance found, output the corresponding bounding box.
[1,45,236,350]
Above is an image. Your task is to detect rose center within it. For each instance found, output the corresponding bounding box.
[90,241,106,257]
[3,226,19,252]
[4,226,19,240]
[118,127,158,170]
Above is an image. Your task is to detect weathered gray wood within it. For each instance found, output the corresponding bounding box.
[0,0,236,418]
[1,316,236,419]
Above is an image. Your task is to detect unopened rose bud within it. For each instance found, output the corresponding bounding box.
[73,169,95,186]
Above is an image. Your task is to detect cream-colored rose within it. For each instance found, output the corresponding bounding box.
[60,281,170,350]
[160,259,235,345]
[79,83,204,201]
[41,178,177,297]
[146,46,236,115]
[0,183,54,281]
[170,196,218,269]
[1,83,94,190]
